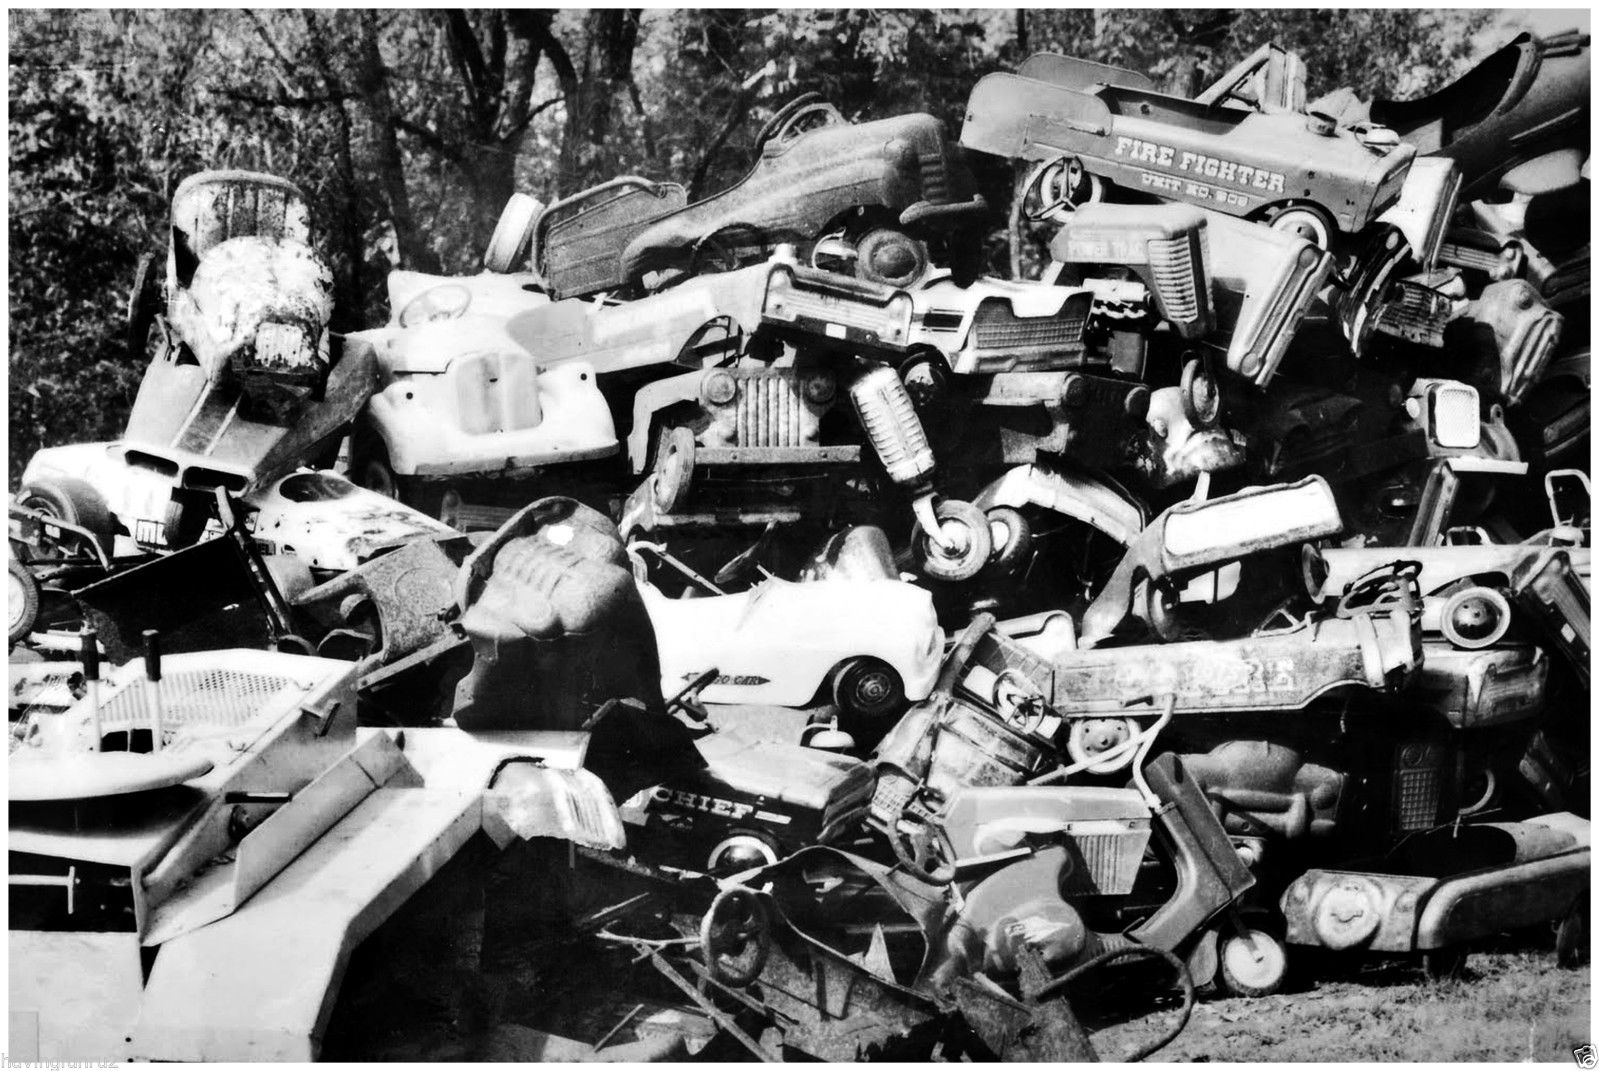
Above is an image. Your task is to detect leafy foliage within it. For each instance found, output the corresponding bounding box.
[8,7,1496,483]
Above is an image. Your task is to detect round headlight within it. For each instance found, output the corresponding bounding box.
[702,370,737,406]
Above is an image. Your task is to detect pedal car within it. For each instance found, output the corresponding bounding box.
[533,99,987,298]
[638,571,942,727]
[15,441,448,572]
[343,269,619,516]
[1327,30,1591,198]
[118,170,373,531]
[961,53,1415,245]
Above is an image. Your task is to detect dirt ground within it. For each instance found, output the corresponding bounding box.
[1093,944,1590,1062]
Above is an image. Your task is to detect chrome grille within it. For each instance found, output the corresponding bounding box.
[918,149,949,203]
[1146,235,1202,323]
[1391,741,1446,832]
[1505,313,1561,404]
[972,306,1087,353]
[1061,827,1151,896]
[1374,282,1452,347]
[732,370,809,448]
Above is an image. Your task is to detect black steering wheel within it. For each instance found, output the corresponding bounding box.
[700,886,773,987]
[754,92,843,151]
[889,806,957,886]
[713,521,779,587]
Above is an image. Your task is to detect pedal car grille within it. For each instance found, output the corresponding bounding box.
[971,305,1087,354]
[1391,741,1447,832]
[736,371,807,447]
[1146,233,1203,324]
[1374,281,1452,347]
[918,148,950,203]
[1062,826,1152,896]
[702,368,830,450]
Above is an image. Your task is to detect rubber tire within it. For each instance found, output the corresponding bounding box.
[1217,927,1289,998]
[17,477,116,560]
[832,656,906,725]
[984,506,1033,577]
[1556,899,1589,968]
[162,491,212,549]
[1421,946,1468,982]
[914,499,994,584]
[652,426,697,514]
[9,558,41,646]
[484,192,541,273]
[1267,204,1333,249]
[1181,358,1220,428]
[348,428,401,501]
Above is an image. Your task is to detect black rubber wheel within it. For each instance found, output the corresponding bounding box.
[1181,357,1221,428]
[914,499,994,584]
[8,558,41,646]
[652,425,697,514]
[16,477,116,560]
[831,656,906,725]
[348,427,400,501]
[162,491,212,549]
[1556,898,1589,968]
[1217,926,1289,998]
[1421,946,1468,982]
[984,506,1033,577]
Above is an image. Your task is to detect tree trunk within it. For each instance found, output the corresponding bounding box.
[353,11,440,273]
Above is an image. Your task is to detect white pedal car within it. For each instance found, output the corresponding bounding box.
[15,442,448,574]
[640,576,942,728]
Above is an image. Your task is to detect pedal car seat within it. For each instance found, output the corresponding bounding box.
[453,497,666,731]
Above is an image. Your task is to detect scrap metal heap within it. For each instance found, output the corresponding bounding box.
[8,31,1591,1063]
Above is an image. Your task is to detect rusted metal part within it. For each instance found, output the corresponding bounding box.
[1282,820,1590,954]
[1511,546,1591,685]
[295,533,471,665]
[1453,279,1564,405]
[1079,476,1343,647]
[642,947,778,1062]
[1053,611,1420,714]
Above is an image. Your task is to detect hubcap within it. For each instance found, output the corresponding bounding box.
[1225,930,1286,988]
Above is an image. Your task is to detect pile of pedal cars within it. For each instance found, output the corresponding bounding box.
[8,33,1591,1058]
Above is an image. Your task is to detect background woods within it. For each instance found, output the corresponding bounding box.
[8,7,1496,482]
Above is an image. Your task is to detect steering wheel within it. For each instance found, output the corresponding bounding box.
[713,521,779,587]
[754,92,844,151]
[1023,157,1104,224]
[397,283,472,329]
[992,669,1050,736]
[1335,560,1422,618]
[700,886,773,987]
[690,224,769,277]
[889,806,957,886]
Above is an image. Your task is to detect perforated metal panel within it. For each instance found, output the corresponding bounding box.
[93,669,306,747]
